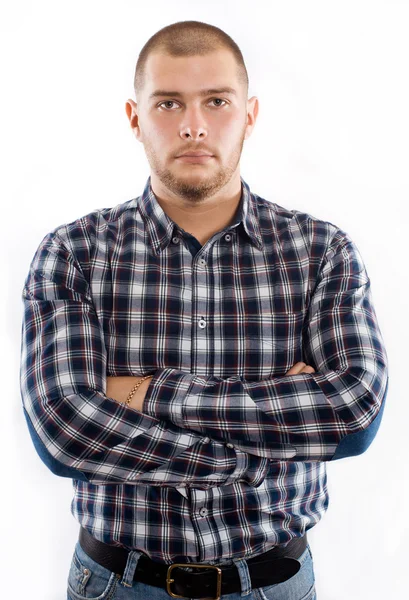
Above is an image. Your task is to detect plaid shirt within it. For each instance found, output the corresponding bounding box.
[20,176,388,564]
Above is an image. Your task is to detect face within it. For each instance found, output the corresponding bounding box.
[126,49,258,202]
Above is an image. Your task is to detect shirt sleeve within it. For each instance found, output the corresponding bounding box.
[143,233,389,462]
[20,231,264,488]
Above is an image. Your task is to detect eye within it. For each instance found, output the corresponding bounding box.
[159,100,178,110]
[158,98,227,110]
[210,98,227,107]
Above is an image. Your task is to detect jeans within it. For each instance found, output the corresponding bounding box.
[67,539,316,600]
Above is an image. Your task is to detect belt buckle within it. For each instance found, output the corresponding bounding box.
[166,563,222,600]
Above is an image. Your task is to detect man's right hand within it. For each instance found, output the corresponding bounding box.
[285,361,316,375]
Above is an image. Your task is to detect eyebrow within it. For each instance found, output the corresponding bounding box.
[148,87,238,100]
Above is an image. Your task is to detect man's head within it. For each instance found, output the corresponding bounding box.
[125,21,258,203]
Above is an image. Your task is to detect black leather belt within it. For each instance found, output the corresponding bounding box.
[79,526,307,599]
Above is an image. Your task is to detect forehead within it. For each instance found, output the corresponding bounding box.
[143,50,241,98]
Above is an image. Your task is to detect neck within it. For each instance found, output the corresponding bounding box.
[150,174,242,245]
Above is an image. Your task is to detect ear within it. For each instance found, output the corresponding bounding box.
[244,96,259,140]
[125,99,142,141]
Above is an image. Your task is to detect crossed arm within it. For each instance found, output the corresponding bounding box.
[107,362,317,411]
[20,230,388,487]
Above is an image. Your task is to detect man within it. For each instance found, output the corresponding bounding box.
[20,20,388,600]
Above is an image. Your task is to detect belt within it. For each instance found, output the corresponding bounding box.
[79,526,307,600]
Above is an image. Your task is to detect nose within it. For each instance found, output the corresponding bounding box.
[179,106,208,140]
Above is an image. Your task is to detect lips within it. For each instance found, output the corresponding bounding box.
[176,155,214,163]
[176,151,213,157]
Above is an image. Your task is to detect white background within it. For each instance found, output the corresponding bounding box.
[1,1,408,598]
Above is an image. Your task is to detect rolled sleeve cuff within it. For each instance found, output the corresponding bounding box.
[143,368,195,424]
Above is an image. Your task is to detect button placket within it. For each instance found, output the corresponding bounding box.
[189,489,217,561]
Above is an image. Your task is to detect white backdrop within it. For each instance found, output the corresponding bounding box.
[2,1,408,598]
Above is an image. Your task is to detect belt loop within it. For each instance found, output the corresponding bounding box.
[232,557,252,597]
[119,549,143,588]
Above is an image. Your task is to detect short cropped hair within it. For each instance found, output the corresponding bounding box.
[133,20,249,101]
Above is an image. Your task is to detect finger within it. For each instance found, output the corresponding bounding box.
[285,362,306,375]
[301,366,316,374]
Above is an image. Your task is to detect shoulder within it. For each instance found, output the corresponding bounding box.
[254,193,352,250]
[29,197,140,278]
[34,197,140,263]
[51,197,138,243]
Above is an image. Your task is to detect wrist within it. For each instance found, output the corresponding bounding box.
[126,376,153,410]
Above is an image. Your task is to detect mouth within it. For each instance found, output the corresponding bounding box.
[176,155,214,164]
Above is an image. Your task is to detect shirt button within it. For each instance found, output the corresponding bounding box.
[224,234,232,242]
[199,508,208,517]
[226,443,234,449]
[172,236,180,244]
[198,258,207,267]
[198,319,206,329]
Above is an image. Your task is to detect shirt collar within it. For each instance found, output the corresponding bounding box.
[138,175,263,255]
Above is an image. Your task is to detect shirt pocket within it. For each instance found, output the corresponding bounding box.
[258,310,306,349]
[245,308,307,377]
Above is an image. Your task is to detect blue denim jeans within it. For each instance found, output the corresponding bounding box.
[67,539,316,600]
